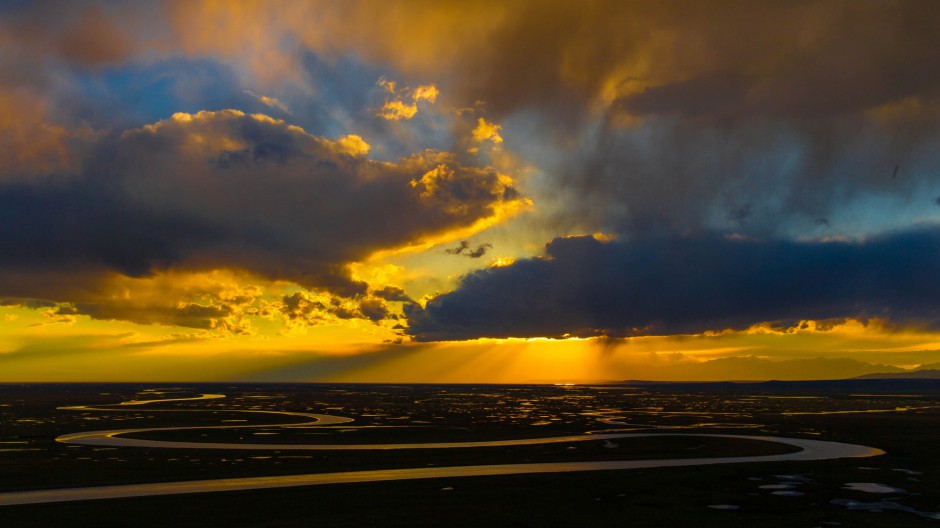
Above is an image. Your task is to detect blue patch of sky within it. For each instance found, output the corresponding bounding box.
[55,58,261,129]
[54,49,483,165]
[289,51,456,161]
[291,51,393,140]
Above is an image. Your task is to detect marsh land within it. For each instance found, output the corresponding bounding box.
[1,381,939,527]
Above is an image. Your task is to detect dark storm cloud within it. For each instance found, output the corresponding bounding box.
[285,0,940,243]
[297,1,940,125]
[0,298,58,310]
[543,115,940,239]
[614,72,750,119]
[0,179,220,277]
[0,110,519,300]
[406,228,940,340]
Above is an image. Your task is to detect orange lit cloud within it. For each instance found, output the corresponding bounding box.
[0,108,522,332]
[0,266,410,340]
[471,117,502,145]
[376,79,440,120]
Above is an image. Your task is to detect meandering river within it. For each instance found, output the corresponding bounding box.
[0,393,884,506]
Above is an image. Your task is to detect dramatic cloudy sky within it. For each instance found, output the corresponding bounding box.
[2,0,940,382]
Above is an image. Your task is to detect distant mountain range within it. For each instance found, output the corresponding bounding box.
[616,377,940,394]
[852,361,940,379]
[853,369,940,379]
[609,356,940,383]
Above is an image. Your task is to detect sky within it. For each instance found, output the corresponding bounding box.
[2,0,940,383]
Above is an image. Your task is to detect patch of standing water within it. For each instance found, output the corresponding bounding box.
[774,474,810,482]
[831,499,940,520]
[707,504,740,510]
[843,482,906,494]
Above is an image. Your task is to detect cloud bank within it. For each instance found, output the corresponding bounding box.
[0,109,520,328]
[407,228,940,340]
[2,1,940,345]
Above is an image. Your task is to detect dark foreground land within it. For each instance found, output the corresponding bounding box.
[2,380,940,527]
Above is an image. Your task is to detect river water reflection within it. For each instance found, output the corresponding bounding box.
[0,392,884,506]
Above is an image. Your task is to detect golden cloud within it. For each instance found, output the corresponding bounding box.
[377,99,419,121]
[376,79,440,120]
[0,109,524,330]
[471,117,503,144]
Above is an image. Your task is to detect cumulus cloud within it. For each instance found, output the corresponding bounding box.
[0,270,273,335]
[278,289,391,331]
[471,118,502,144]
[412,84,439,104]
[358,297,389,322]
[279,290,332,329]
[0,110,521,312]
[375,78,439,120]
[407,228,940,341]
